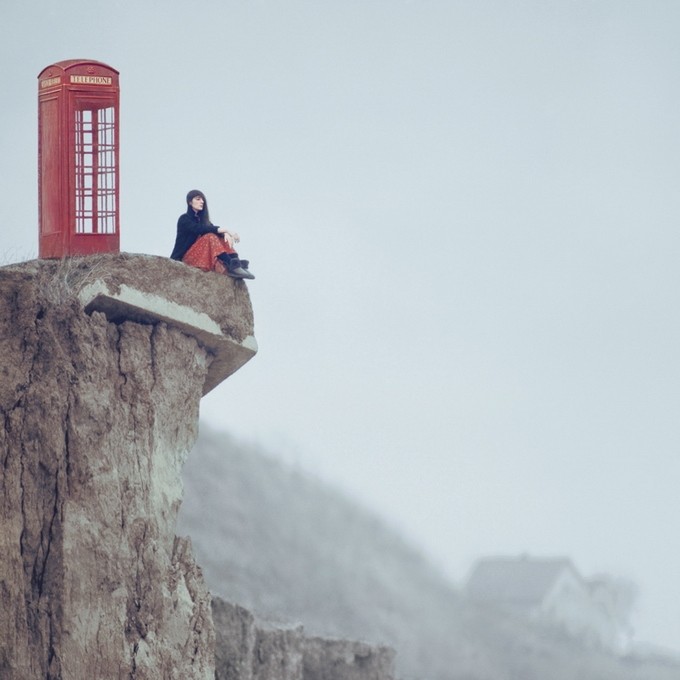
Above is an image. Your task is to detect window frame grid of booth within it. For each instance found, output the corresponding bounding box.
[74,103,117,235]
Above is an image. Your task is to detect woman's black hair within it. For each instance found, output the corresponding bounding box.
[186,189,211,225]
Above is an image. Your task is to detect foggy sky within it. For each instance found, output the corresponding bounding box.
[1,0,679,653]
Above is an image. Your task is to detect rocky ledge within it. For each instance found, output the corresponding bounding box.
[0,254,256,679]
[0,254,394,680]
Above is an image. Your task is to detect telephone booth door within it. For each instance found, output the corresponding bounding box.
[38,60,120,258]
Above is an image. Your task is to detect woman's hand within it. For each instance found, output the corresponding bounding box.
[218,227,240,249]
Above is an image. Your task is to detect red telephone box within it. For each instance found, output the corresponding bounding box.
[38,59,120,258]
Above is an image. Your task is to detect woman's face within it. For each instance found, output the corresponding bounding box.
[190,195,205,212]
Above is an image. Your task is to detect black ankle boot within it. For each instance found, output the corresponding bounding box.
[238,260,255,279]
[227,257,255,280]
[217,252,252,279]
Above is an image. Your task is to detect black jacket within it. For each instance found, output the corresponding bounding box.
[170,209,219,260]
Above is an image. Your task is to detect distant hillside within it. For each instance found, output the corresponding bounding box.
[178,424,680,680]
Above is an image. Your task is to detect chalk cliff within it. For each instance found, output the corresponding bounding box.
[212,598,395,680]
[0,254,256,679]
[0,253,396,680]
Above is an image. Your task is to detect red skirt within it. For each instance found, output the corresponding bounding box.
[182,233,236,274]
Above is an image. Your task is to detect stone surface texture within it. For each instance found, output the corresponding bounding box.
[0,254,255,679]
[302,637,396,680]
[212,599,395,680]
[0,253,394,680]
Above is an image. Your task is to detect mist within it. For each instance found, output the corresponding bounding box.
[1,0,679,655]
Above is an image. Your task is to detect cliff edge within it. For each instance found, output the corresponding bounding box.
[0,254,256,679]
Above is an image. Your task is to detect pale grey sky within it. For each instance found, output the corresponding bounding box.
[2,0,679,653]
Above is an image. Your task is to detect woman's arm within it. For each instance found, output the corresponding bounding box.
[213,226,240,249]
[177,213,219,237]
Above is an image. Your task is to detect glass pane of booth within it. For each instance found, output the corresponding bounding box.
[74,106,116,234]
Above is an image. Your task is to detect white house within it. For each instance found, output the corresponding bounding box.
[464,555,629,652]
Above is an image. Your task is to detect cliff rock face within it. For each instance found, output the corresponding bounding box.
[212,599,395,680]
[0,254,256,679]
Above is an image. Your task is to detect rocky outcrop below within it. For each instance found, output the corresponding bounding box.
[0,254,255,679]
[0,254,394,680]
[212,598,395,680]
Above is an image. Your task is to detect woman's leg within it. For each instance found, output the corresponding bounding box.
[182,233,236,274]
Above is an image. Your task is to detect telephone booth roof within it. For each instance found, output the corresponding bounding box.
[38,59,120,78]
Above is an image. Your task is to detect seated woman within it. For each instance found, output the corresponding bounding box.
[170,189,255,279]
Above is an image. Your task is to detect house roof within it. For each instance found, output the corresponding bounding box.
[465,556,581,606]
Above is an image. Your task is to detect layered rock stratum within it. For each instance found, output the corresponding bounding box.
[0,254,395,680]
[0,254,255,679]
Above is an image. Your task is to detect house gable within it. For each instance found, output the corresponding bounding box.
[465,556,623,651]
